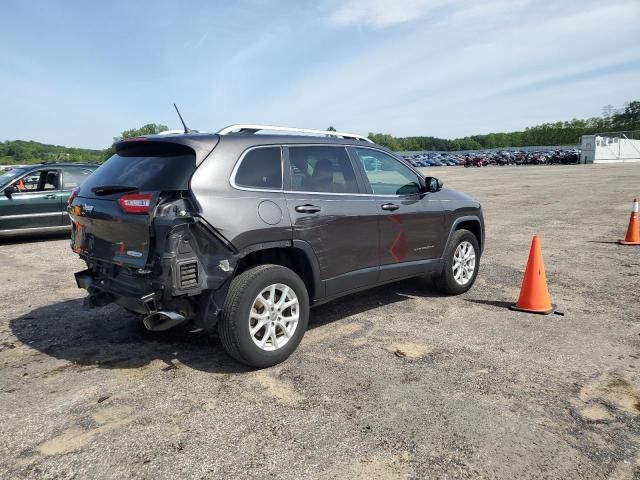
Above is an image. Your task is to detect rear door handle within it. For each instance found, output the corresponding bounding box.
[295,204,321,214]
[381,203,399,211]
[43,194,56,199]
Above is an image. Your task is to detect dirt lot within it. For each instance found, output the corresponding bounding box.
[1,164,639,479]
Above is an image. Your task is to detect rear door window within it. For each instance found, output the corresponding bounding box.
[62,166,96,190]
[287,146,360,194]
[234,147,282,190]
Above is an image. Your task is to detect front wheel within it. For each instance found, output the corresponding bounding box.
[218,264,310,368]
[433,229,480,295]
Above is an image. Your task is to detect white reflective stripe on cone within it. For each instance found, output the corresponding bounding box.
[633,200,639,213]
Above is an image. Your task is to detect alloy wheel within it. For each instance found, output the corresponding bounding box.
[249,283,299,351]
[452,241,476,286]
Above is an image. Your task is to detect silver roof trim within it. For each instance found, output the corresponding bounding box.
[157,129,188,135]
[217,124,373,143]
[157,129,209,135]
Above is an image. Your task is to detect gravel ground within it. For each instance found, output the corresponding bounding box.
[1,163,639,479]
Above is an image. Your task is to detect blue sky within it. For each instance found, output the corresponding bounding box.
[1,0,639,149]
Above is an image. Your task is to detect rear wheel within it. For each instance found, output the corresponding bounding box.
[433,229,480,295]
[218,264,309,368]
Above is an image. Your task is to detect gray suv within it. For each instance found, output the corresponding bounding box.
[69,125,484,367]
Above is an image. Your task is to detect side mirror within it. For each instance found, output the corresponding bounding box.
[425,177,443,193]
[397,183,422,196]
[4,185,16,198]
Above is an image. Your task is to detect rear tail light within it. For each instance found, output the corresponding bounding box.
[118,192,153,214]
[67,187,79,205]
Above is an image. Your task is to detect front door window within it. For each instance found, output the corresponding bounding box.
[353,149,421,196]
[12,169,61,192]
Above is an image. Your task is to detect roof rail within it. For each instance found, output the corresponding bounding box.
[157,129,209,135]
[157,129,188,136]
[217,124,373,143]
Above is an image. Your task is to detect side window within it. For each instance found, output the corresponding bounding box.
[354,148,421,196]
[287,146,359,194]
[63,166,95,189]
[235,147,282,189]
[12,169,61,192]
[40,169,61,191]
[11,171,39,192]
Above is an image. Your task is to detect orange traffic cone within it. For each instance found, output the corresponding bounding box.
[510,235,556,315]
[619,198,640,245]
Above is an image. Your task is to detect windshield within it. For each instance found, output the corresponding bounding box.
[0,167,29,188]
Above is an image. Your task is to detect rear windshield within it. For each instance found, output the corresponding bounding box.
[80,152,196,194]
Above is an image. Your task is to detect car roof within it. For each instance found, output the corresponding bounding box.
[115,132,395,165]
[127,131,378,147]
[221,133,381,147]
[21,162,99,169]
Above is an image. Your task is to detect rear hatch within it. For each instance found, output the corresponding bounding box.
[69,140,202,268]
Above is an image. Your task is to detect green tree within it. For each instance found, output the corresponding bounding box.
[116,123,169,142]
[613,101,640,131]
[366,99,640,151]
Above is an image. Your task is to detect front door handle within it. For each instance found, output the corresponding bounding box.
[381,203,399,211]
[295,204,321,214]
[43,194,56,199]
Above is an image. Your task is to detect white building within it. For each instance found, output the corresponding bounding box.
[580,134,640,163]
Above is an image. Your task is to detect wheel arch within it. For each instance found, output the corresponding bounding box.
[445,215,484,254]
[433,216,483,294]
[233,240,323,301]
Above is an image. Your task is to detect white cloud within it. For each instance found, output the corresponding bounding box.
[1,0,639,146]
[234,0,640,138]
[327,0,453,28]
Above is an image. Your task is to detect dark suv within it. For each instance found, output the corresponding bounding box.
[69,126,484,367]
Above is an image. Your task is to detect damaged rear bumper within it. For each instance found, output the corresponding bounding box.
[75,266,228,332]
[75,269,160,315]
[74,218,238,330]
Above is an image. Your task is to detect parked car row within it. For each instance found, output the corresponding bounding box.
[402,148,580,168]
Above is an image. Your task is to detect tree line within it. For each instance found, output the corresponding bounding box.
[0,139,106,165]
[0,123,170,165]
[1,101,638,165]
[368,100,639,151]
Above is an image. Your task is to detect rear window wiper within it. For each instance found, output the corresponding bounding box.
[90,185,138,196]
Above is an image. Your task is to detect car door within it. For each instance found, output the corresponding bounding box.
[350,147,446,282]
[283,145,380,298]
[0,168,65,232]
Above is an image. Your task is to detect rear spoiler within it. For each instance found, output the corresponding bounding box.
[113,134,220,166]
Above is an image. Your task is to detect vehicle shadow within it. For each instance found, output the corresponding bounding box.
[308,276,444,330]
[9,277,443,374]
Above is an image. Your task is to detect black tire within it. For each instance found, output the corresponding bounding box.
[218,264,309,368]
[433,229,480,295]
